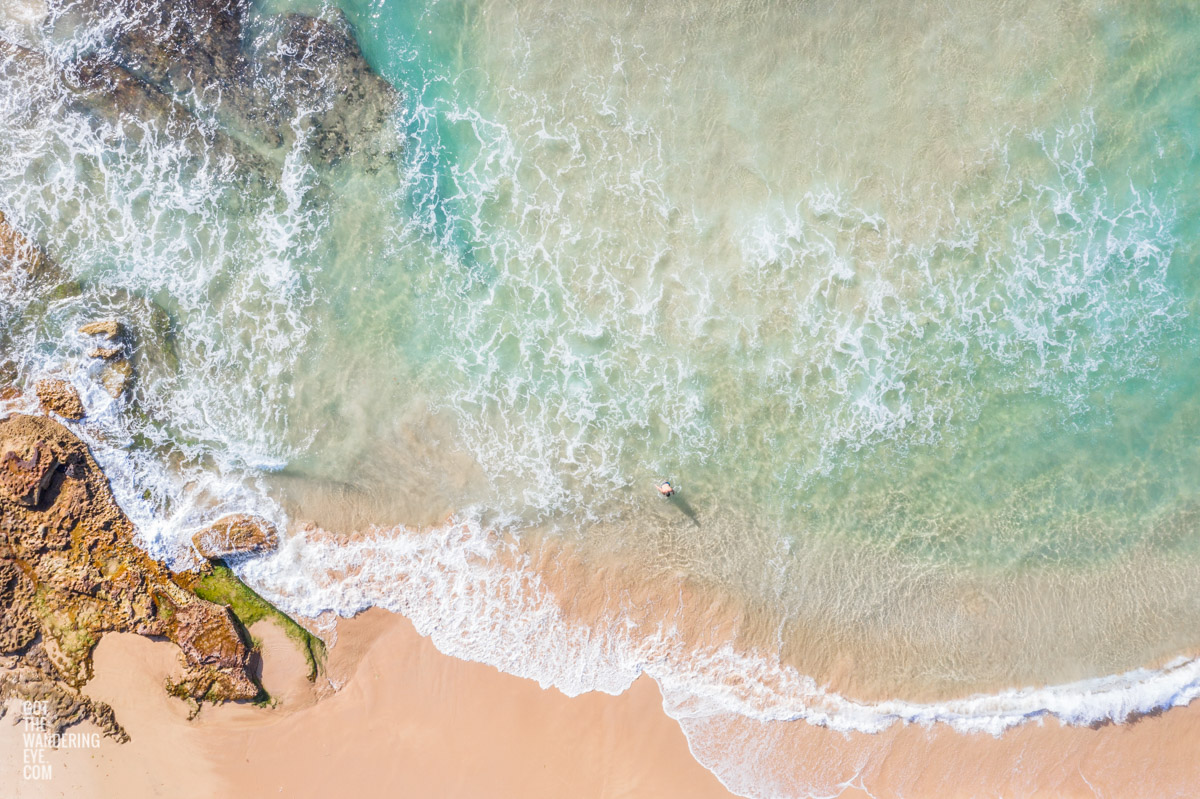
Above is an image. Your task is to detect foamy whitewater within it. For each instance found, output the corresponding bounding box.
[3,0,1200,796]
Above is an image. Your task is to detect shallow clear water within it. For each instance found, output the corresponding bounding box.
[280,0,1200,693]
[4,0,1200,779]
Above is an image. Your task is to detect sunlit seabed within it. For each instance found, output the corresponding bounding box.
[2,0,1200,780]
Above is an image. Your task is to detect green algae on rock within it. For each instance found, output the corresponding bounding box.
[184,562,326,683]
[0,412,290,740]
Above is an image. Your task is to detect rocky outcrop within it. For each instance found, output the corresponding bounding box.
[0,413,261,741]
[0,37,276,185]
[56,0,400,169]
[79,318,134,398]
[98,358,133,398]
[77,319,125,340]
[84,292,182,384]
[0,435,59,507]
[192,513,278,560]
[0,652,127,743]
[0,208,58,283]
[87,346,122,360]
[34,379,85,420]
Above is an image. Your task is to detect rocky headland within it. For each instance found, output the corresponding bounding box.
[0,175,326,747]
[0,209,319,744]
[0,412,260,742]
[0,0,391,749]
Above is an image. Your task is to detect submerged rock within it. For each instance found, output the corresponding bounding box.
[0,413,263,741]
[99,357,133,399]
[59,0,401,169]
[0,208,58,282]
[192,513,279,560]
[0,36,276,187]
[62,52,278,178]
[34,378,86,420]
[257,12,401,169]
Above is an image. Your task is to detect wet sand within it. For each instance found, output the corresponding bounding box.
[2,607,1198,798]
[0,608,735,799]
[682,702,1200,798]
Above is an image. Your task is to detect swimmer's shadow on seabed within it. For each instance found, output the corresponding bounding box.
[668,494,701,527]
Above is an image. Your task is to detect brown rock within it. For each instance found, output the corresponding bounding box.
[35,378,86,420]
[101,358,134,398]
[80,321,134,397]
[0,413,264,741]
[78,319,125,340]
[0,561,38,652]
[0,653,130,743]
[173,602,248,667]
[193,514,279,560]
[59,0,400,169]
[0,439,59,507]
[87,346,123,360]
[0,209,57,281]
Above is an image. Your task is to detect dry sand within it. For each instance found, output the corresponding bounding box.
[2,607,1199,799]
[0,608,735,799]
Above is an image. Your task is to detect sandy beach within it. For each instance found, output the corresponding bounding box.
[3,1,1200,797]
[0,609,736,799]
[1,607,1198,799]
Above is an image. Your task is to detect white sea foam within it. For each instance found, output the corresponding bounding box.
[0,9,316,560]
[4,4,1200,798]
[385,27,1184,523]
[5,370,1200,798]
[231,511,1200,797]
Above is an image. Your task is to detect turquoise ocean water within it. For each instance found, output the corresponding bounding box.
[3,0,1200,793]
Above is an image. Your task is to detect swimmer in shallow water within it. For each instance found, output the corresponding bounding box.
[657,480,675,498]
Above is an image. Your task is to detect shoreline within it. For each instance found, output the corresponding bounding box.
[1,607,737,799]
[239,516,1200,734]
[2,1,1199,794]
[6,400,1200,798]
[4,606,1200,798]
